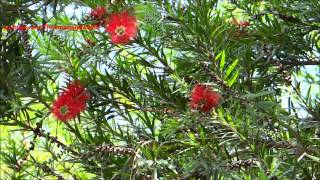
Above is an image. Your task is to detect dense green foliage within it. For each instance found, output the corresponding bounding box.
[0,0,319,179]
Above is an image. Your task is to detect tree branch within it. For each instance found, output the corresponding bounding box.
[280,60,320,66]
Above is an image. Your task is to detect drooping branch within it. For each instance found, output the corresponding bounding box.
[279,60,320,66]
[80,144,135,158]
[31,124,79,155]
[8,120,79,156]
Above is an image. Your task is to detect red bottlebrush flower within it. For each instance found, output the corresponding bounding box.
[231,18,250,28]
[105,11,138,44]
[190,84,220,112]
[239,21,250,28]
[51,81,90,122]
[90,6,107,20]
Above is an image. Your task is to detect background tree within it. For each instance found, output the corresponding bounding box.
[0,0,319,179]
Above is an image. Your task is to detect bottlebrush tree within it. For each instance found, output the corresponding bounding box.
[0,0,320,179]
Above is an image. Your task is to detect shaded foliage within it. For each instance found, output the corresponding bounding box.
[0,0,319,179]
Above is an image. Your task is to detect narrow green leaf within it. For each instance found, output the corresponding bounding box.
[220,50,226,71]
[305,85,312,104]
[214,51,223,62]
[227,70,239,87]
[214,50,226,71]
[225,59,238,79]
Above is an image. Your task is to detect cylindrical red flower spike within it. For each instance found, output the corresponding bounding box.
[104,10,138,44]
[231,18,250,28]
[90,6,107,20]
[239,21,250,28]
[51,81,90,122]
[190,84,220,112]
